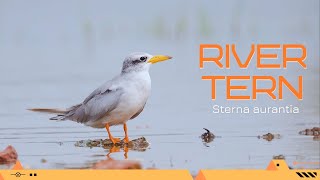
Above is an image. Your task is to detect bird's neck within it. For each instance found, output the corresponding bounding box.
[121,70,151,92]
[122,70,150,79]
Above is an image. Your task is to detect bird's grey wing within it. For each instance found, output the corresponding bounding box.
[130,102,146,119]
[65,80,123,124]
[83,80,114,104]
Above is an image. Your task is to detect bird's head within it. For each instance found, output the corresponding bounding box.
[122,52,172,73]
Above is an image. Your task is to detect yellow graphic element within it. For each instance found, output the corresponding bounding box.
[266,160,289,170]
[0,173,4,180]
[266,161,277,170]
[12,161,23,170]
[0,160,319,180]
[0,170,193,180]
[196,160,319,180]
[195,171,206,180]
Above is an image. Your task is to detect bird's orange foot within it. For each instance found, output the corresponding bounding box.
[110,137,121,144]
[123,137,130,144]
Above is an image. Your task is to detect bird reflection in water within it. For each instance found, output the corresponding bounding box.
[106,145,129,159]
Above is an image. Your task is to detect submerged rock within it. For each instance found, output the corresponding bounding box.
[75,137,149,151]
[299,127,320,136]
[313,135,320,141]
[0,145,18,165]
[92,159,142,169]
[258,133,280,141]
[273,154,285,159]
[201,128,215,143]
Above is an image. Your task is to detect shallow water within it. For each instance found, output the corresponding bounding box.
[0,0,319,172]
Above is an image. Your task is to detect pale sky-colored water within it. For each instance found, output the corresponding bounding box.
[0,0,319,172]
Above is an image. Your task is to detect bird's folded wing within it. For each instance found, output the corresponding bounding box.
[83,80,114,104]
[66,79,123,123]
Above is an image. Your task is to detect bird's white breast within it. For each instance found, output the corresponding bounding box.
[106,71,151,125]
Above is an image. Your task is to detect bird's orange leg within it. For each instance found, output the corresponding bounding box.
[105,124,120,144]
[123,123,130,143]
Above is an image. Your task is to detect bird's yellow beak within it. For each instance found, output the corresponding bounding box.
[147,55,172,64]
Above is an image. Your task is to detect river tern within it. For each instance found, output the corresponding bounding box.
[29,52,172,144]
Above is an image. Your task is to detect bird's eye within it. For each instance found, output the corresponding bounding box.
[140,56,147,61]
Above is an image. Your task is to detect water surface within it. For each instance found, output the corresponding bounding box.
[0,0,319,172]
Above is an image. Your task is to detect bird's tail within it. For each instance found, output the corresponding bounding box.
[28,108,67,121]
[28,108,66,114]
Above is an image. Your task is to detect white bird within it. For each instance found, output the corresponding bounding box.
[29,52,172,144]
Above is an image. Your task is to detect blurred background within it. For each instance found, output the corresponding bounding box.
[0,0,319,172]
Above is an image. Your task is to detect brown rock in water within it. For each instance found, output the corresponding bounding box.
[75,137,149,151]
[258,133,280,141]
[0,145,18,164]
[201,128,215,143]
[306,129,313,135]
[92,159,142,169]
[313,135,320,141]
[312,127,320,131]
[299,127,320,137]
[273,154,285,159]
[101,137,149,150]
